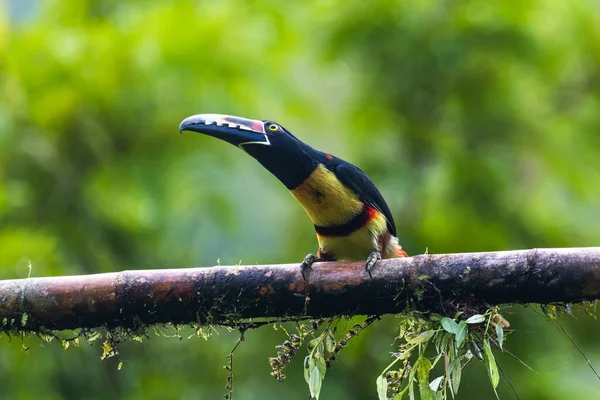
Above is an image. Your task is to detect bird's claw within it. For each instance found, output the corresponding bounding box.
[300,253,322,280]
[365,251,381,278]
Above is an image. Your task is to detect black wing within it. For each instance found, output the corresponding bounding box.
[332,161,397,237]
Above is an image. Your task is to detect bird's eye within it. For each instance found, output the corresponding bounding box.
[268,124,278,131]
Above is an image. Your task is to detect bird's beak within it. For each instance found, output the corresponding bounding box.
[179,114,269,148]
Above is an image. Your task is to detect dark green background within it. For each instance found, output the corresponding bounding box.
[1,1,599,399]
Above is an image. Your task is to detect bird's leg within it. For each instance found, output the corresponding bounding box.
[365,251,381,278]
[300,253,323,280]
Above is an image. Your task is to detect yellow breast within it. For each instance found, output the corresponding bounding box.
[290,164,363,226]
[316,212,388,260]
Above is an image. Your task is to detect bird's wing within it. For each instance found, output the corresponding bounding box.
[333,162,397,237]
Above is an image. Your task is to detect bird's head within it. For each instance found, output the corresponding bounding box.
[179,113,318,189]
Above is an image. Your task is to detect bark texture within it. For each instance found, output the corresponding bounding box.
[0,248,598,331]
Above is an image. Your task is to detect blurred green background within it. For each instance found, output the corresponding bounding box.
[1,0,599,399]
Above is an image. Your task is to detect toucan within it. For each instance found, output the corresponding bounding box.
[179,114,408,278]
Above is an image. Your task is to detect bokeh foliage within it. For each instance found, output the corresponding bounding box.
[1,0,599,398]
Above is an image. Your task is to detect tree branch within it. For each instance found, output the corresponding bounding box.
[1,248,598,331]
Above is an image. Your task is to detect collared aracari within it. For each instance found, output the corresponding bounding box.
[179,114,408,277]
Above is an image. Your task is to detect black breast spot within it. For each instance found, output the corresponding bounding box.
[313,190,324,202]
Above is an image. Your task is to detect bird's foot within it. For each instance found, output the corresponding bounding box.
[300,253,322,280]
[365,251,381,278]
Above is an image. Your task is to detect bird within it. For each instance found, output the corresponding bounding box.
[179,114,408,278]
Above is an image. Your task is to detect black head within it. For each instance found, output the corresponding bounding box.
[179,114,318,189]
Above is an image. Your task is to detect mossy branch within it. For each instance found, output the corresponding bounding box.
[1,247,599,331]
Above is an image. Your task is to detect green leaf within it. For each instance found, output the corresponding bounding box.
[316,353,327,380]
[439,332,452,354]
[455,321,468,349]
[324,331,336,354]
[304,350,327,399]
[450,357,462,395]
[317,340,325,355]
[304,356,315,385]
[441,318,458,334]
[309,365,322,399]
[483,339,500,390]
[495,324,504,350]
[305,351,327,398]
[408,361,417,400]
[429,313,443,321]
[465,314,485,324]
[415,356,435,400]
[434,330,445,352]
[407,329,435,345]
[376,375,388,400]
